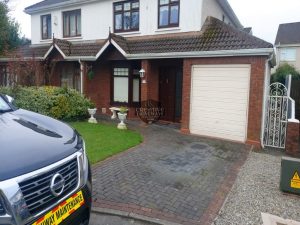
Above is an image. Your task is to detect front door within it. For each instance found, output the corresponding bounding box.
[159,67,182,122]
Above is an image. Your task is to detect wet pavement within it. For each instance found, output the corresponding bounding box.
[91,120,250,224]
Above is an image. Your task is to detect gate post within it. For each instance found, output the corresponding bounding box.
[286,119,300,155]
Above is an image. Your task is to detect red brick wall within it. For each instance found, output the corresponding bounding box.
[181,56,268,145]
[84,62,111,113]
[286,121,300,155]
[141,60,159,102]
[141,60,150,102]
[50,62,61,86]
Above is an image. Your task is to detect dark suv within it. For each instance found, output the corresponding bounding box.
[0,94,92,225]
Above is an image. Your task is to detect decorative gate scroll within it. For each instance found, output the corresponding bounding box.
[263,83,288,148]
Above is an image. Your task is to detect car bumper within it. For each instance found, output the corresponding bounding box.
[59,182,92,225]
[29,181,92,225]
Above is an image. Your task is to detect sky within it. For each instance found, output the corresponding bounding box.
[7,0,300,44]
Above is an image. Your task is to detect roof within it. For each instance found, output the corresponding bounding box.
[275,22,300,45]
[25,0,70,11]
[112,17,272,55]
[0,17,273,61]
[25,0,101,14]
[0,44,51,59]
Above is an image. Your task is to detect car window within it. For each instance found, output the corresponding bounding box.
[0,96,11,111]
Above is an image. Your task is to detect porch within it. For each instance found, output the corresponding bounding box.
[79,56,184,124]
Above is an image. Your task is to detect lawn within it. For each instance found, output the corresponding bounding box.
[69,122,143,164]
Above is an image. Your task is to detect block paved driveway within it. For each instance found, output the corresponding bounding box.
[92,122,250,225]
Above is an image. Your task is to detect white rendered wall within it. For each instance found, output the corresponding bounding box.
[30,0,237,44]
[201,0,235,27]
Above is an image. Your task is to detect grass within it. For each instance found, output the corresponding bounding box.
[69,122,143,164]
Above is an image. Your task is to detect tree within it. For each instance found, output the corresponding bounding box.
[0,0,24,55]
[271,63,300,84]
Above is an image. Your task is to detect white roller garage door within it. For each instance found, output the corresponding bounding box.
[190,65,251,142]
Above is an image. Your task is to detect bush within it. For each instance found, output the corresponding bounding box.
[0,86,95,121]
[271,63,300,84]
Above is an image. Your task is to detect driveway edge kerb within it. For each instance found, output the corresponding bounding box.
[92,207,182,225]
[92,200,202,225]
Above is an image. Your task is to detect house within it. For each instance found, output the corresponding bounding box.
[0,0,274,147]
[275,22,300,71]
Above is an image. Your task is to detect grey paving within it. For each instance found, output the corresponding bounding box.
[214,149,300,225]
[92,120,250,222]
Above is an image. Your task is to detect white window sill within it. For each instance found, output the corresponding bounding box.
[117,31,141,37]
[62,36,83,41]
[40,39,52,43]
[155,27,181,33]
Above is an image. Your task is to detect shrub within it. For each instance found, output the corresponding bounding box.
[271,63,300,84]
[0,86,95,121]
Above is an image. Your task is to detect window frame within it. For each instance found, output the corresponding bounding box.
[41,14,52,40]
[113,0,140,33]
[158,0,180,29]
[62,9,81,38]
[111,63,141,107]
[280,48,297,62]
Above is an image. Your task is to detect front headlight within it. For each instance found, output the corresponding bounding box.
[76,135,89,187]
[0,200,5,216]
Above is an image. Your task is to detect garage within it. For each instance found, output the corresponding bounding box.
[190,64,251,142]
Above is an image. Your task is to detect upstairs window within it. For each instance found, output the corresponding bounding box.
[114,0,140,33]
[158,0,180,28]
[63,9,81,38]
[280,48,296,61]
[41,14,51,39]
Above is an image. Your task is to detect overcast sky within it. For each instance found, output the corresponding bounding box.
[7,0,300,44]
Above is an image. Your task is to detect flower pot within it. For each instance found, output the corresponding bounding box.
[117,112,127,129]
[88,108,97,123]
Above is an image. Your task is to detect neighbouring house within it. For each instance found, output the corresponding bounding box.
[0,0,275,147]
[275,22,300,71]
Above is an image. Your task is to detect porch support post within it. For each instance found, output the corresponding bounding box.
[79,59,84,94]
[141,59,150,101]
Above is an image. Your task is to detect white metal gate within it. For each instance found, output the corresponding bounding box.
[263,83,288,148]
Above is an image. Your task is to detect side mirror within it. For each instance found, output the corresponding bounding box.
[5,95,14,104]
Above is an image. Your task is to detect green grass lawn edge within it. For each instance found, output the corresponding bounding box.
[69,122,143,164]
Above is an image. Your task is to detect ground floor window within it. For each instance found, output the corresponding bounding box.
[112,65,140,106]
[113,68,129,103]
[61,63,80,92]
[0,66,11,86]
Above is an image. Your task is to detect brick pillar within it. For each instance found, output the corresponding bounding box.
[181,59,192,134]
[286,119,300,155]
[141,60,151,101]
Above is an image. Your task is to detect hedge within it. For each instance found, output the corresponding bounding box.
[0,86,95,121]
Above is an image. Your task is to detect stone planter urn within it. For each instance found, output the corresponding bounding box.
[88,108,97,123]
[117,112,127,130]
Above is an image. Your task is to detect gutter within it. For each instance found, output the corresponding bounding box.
[274,43,300,48]
[0,48,274,62]
[0,57,44,62]
[125,48,274,60]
